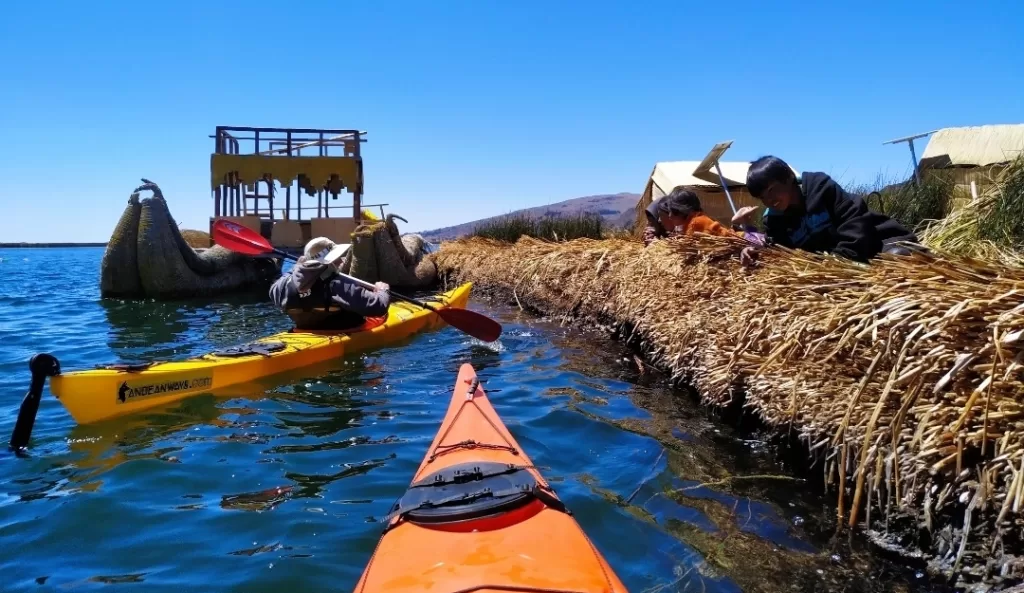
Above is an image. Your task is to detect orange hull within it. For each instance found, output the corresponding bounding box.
[354,363,630,593]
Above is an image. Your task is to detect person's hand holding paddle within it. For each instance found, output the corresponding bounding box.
[317,241,396,296]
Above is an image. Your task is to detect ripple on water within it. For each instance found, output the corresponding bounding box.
[0,249,912,593]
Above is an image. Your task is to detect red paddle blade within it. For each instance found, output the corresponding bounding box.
[211,219,274,256]
[435,307,503,342]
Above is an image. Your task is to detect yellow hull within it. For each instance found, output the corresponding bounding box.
[51,283,473,424]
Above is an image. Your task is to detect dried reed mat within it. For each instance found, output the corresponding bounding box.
[432,234,1024,581]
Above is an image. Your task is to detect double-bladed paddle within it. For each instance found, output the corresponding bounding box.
[211,219,502,343]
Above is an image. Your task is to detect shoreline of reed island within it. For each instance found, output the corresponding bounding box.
[429,229,1024,592]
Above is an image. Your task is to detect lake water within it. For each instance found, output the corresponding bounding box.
[0,247,941,592]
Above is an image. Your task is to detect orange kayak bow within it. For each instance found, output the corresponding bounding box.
[354,363,630,593]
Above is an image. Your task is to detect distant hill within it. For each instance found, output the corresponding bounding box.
[419,192,641,242]
[612,207,638,230]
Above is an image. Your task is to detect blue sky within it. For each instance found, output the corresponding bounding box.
[1,1,1021,242]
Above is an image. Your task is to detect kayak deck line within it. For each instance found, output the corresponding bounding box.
[353,363,629,593]
[8,282,473,451]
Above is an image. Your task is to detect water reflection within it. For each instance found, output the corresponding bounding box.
[221,485,294,512]
[282,456,393,501]
[5,471,77,504]
[88,573,147,584]
[264,435,401,456]
[100,298,211,361]
[228,542,286,557]
[446,342,505,375]
[263,359,384,439]
[99,293,286,362]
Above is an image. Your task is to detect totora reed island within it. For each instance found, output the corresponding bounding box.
[429,155,1024,591]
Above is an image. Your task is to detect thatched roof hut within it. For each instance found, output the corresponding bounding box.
[919,124,1024,172]
[889,124,1024,202]
[632,141,799,234]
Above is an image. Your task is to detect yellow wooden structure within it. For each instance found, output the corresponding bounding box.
[208,126,385,252]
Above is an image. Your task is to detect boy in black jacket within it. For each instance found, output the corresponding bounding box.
[735,155,919,265]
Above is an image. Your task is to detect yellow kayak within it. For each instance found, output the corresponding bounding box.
[48,282,473,424]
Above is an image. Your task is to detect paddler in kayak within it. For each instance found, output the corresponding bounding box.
[269,237,391,330]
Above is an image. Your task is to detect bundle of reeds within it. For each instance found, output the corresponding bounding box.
[432,233,1024,585]
[920,157,1024,268]
[180,229,211,249]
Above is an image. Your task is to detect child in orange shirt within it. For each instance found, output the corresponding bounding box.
[642,187,743,246]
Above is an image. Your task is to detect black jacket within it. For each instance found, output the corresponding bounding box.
[269,257,390,330]
[645,199,665,233]
[642,198,668,246]
[762,172,918,262]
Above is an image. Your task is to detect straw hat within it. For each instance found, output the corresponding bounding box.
[303,236,336,261]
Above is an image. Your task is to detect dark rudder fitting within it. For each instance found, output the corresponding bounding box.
[9,353,61,454]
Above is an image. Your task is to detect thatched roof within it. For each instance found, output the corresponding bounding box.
[646,159,753,191]
[431,234,1024,586]
[920,124,1024,170]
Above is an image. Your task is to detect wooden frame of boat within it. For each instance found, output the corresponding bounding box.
[208,125,387,255]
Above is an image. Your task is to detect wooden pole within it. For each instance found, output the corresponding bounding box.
[257,131,365,156]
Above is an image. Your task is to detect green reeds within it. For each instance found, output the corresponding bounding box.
[978,156,1024,247]
[856,173,955,233]
[918,156,1024,265]
[470,212,605,242]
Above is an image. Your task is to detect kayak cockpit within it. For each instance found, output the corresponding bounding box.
[384,460,569,529]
